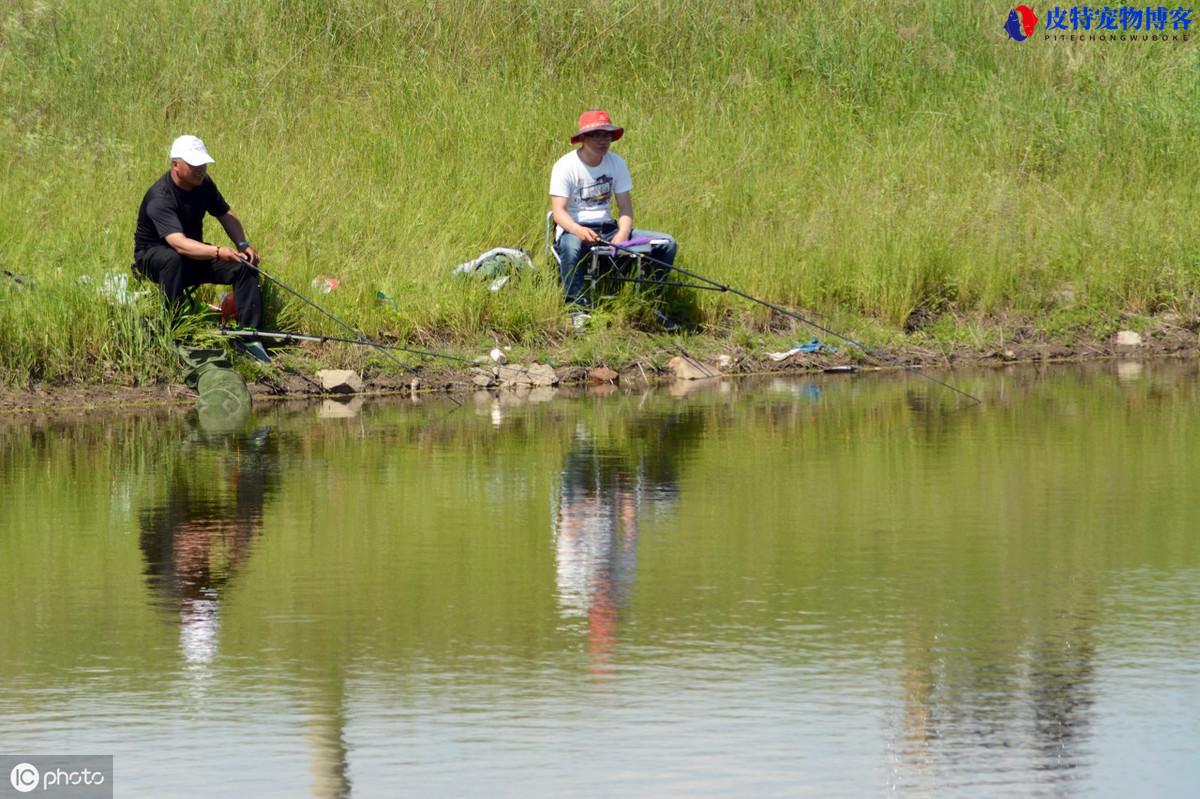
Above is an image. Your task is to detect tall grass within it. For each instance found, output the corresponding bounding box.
[2,0,1199,384]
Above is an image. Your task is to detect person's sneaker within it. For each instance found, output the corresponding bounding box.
[571,311,592,331]
[653,309,680,333]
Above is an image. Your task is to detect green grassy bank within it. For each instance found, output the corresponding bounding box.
[2,0,1199,385]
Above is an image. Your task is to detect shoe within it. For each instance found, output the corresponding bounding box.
[571,311,591,331]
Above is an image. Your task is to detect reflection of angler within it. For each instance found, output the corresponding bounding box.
[306,676,353,799]
[553,413,694,672]
[554,440,642,672]
[139,431,275,665]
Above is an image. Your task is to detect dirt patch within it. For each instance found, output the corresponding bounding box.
[0,382,197,414]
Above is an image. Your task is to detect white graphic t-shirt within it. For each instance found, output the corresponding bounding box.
[549,150,634,228]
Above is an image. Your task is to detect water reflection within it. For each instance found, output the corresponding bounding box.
[1028,605,1098,774]
[305,675,352,799]
[554,423,642,675]
[138,423,276,666]
[553,405,703,675]
[890,569,1101,791]
[893,636,1101,791]
[4,365,1200,797]
[136,418,353,797]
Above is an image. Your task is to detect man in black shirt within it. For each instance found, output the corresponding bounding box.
[133,135,263,328]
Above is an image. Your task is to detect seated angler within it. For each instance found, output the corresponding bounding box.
[549,109,677,319]
[133,135,262,329]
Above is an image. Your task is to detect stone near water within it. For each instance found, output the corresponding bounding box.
[317,369,363,394]
[527,363,559,387]
[1116,330,1143,347]
[668,355,720,381]
[554,366,588,384]
[476,363,559,390]
[588,366,619,384]
[498,365,534,387]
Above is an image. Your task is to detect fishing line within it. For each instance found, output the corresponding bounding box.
[239,259,463,405]
[605,239,983,406]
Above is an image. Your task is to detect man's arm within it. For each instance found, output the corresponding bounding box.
[146,192,241,263]
[164,232,245,263]
[612,191,634,244]
[217,211,260,265]
[551,196,602,243]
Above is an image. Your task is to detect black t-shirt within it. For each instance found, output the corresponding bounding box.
[133,171,231,254]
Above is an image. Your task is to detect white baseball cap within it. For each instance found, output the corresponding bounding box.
[169,135,215,166]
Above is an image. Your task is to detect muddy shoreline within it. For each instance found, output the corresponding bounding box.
[2,326,1195,415]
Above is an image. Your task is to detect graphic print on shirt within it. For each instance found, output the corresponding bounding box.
[576,175,614,214]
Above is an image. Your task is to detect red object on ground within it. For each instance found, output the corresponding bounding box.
[220,292,237,323]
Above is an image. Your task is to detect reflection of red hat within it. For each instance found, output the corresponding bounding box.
[570,109,624,143]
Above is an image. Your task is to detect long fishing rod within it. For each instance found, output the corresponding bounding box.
[239,260,413,370]
[239,258,464,405]
[605,238,982,405]
[218,327,476,365]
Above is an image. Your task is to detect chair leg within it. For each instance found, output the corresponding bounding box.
[586,249,599,303]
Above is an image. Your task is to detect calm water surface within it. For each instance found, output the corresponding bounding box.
[1,363,1198,797]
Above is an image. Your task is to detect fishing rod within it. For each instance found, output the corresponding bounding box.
[605,238,983,405]
[237,257,464,405]
[234,259,408,368]
[217,327,476,365]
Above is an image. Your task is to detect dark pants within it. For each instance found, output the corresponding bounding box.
[555,222,677,307]
[133,245,263,329]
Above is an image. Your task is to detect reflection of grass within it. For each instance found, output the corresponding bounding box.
[4,366,1200,688]
[3,1,1199,385]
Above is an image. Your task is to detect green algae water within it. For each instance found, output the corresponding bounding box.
[2,363,1199,797]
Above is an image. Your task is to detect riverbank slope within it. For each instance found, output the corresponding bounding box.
[2,1,1197,390]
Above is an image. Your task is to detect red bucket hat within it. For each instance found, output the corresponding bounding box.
[570,109,624,143]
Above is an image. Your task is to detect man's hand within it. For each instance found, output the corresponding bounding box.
[216,245,258,268]
[575,225,602,244]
